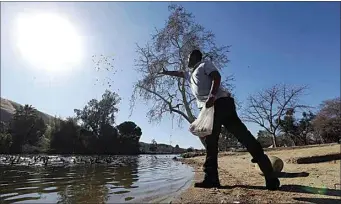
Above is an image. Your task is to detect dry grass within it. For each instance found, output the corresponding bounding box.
[173,144,340,204]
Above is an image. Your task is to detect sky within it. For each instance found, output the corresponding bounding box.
[1,2,340,149]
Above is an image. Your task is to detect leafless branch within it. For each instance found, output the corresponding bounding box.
[242,84,309,147]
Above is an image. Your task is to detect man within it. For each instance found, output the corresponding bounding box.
[160,49,280,190]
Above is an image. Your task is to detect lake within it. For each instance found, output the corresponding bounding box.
[0,155,194,203]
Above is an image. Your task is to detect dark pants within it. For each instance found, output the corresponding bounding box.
[203,97,272,181]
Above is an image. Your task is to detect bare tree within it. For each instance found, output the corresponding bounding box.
[242,84,309,147]
[130,5,234,148]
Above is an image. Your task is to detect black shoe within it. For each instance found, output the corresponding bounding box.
[265,177,280,191]
[194,180,221,188]
[252,155,281,190]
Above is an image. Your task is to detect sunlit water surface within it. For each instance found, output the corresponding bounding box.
[0,155,194,203]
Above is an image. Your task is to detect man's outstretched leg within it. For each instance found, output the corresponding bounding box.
[194,106,222,188]
[218,97,280,190]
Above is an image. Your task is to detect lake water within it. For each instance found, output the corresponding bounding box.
[0,155,194,203]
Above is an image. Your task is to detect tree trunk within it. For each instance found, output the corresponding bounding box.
[319,132,325,144]
[304,135,309,145]
[271,134,277,148]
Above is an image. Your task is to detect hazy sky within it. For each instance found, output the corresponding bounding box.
[1,2,340,149]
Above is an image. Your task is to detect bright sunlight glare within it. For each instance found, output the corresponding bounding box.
[16,13,82,73]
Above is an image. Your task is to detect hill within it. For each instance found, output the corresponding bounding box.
[0,97,55,124]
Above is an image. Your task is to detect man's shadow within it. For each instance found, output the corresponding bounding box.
[276,171,310,178]
[256,171,310,178]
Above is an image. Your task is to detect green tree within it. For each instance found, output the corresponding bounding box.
[173,144,180,153]
[130,5,234,149]
[218,127,240,151]
[297,111,316,145]
[256,130,273,148]
[99,123,119,154]
[47,90,144,154]
[10,105,46,153]
[186,147,194,152]
[36,135,50,153]
[278,110,315,146]
[50,117,83,154]
[0,121,9,134]
[79,128,99,154]
[44,117,61,153]
[0,133,12,153]
[74,90,121,137]
[116,121,142,154]
[0,121,12,153]
[149,139,158,152]
[277,134,294,147]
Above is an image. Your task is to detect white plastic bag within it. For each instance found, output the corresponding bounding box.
[189,106,215,137]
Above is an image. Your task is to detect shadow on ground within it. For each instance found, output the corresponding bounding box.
[277,171,310,178]
[257,171,310,178]
[295,153,341,164]
[293,197,341,204]
[216,184,341,197]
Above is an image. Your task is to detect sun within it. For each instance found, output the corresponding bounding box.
[16,13,82,73]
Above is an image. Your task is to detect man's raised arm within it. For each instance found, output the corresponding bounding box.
[159,68,185,78]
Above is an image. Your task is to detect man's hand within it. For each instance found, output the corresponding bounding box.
[158,67,167,75]
[205,96,215,108]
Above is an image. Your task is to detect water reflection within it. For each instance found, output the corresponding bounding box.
[0,155,193,203]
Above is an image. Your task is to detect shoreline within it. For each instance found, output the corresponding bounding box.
[0,152,184,156]
[172,144,341,203]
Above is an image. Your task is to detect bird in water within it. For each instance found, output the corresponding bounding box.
[10,157,16,165]
[105,157,112,164]
[89,157,96,164]
[5,156,10,162]
[34,156,39,163]
[16,156,21,164]
[42,156,49,166]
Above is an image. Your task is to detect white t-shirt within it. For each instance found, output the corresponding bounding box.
[184,60,230,108]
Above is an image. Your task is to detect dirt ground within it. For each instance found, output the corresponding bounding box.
[172,144,341,204]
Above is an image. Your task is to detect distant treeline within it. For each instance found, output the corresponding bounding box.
[0,90,179,155]
[1,92,339,155]
[216,97,340,151]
